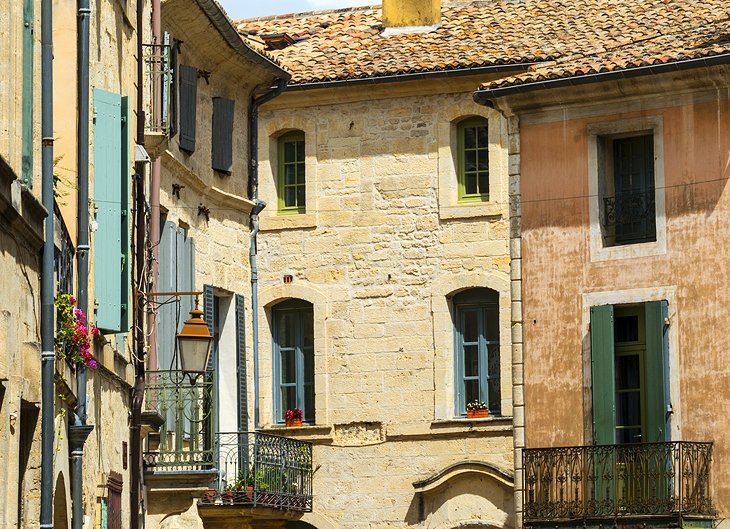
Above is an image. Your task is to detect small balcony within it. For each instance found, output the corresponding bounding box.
[200,432,313,512]
[602,188,656,246]
[142,43,172,157]
[523,442,714,526]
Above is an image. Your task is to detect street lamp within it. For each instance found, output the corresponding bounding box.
[176,297,213,377]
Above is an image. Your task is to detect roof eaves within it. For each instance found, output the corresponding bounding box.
[194,0,290,79]
[473,53,730,104]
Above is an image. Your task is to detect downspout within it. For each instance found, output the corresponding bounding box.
[130,0,147,524]
[39,0,55,525]
[148,0,162,373]
[69,1,94,529]
[248,78,288,429]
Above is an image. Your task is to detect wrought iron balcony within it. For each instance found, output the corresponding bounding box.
[602,189,656,245]
[54,201,74,295]
[143,43,173,134]
[143,370,214,470]
[523,442,714,525]
[199,432,313,512]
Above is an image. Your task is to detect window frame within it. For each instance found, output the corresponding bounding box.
[272,300,314,424]
[457,117,490,203]
[277,131,306,214]
[453,289,501,417]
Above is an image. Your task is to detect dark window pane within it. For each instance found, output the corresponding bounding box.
[284,141,296,162]
[477,125,488,147]
[616,391,641,427]
[478,152,489,172]
[464,173,477,195]
[282,386,297,417]
[465,379,480,406]
[297,185,305,208]
[284,164,296,185]
[615,354,640,390]
[297,163,306,184]
[463,344,479,377]
[488,342,501,411]
[464,127,477,149]
[284,187,296,207]
[462,310,478,343]
[615,315,639,342]
[281,349,296,383]
[616,427,642,444]
[296,140,305,162]
[478,172,489,195]
[303,311,313,348]
[304,383,314,422]
[277,313,292,347]
[464,150,477,172]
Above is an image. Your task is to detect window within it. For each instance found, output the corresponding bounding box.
[211,97,235,174]
[590,302,668,445]
[277,131,306,213]
[179,64,198,153]
[454,288,500,416]
[599,134,656,246]
[457,117,489,202]
[93,89,130,333]
[273,299,314,423]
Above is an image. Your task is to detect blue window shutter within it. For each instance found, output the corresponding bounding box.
[590,304,616,445]
[156,221,177,370]
[235,294,247,431]
[211,97,235,173]
[203,285,215,372]
[178,65,197,153]
[93,89,130,333]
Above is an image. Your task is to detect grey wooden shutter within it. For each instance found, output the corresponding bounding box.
[170,41,179,138]
[211,97,235,174]
[179,65,197,152]
[157,221,177,370]
[235,294,247,431]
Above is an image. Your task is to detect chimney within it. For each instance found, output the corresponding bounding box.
[382,0,441,29]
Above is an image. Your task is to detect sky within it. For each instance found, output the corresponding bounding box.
[218,0,379,19]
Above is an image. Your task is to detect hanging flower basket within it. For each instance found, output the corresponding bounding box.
[285,408,303,427]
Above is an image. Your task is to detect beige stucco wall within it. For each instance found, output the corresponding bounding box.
[244,81,515,529]
[514,79,730,518]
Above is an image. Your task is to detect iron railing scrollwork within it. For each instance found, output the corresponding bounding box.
[142,43,172,134]
[142,370,214,470]
[54,201,74,295]
[602,188,656,245]
[199,431,313,512]
[523,441,713,524]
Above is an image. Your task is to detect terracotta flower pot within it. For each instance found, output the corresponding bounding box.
[286,417,303,427]
[467,408,489,419]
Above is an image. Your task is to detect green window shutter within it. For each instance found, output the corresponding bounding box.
[644,300,669,442]
[211,97,235,174]
[235,294,248,431]
[93,89,130,333]
[179,65,197,152]
[591,304,616,445]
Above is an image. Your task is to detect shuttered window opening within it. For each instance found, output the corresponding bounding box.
[235,294,248,431]
[93,88,130,333]
[106,472,123,529]
[179,64,198,153]
[170,41,179,138]
[211,97,235,174]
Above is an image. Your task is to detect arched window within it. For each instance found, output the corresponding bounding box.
[277,131,306,213]
[273,299,314,423]
[457,117,489,202]
[453,288,500,415]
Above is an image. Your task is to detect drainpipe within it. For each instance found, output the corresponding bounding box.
[39,0,55,525]
[248,78,288,429]
[69,1,94,529]
[129,0,147,524]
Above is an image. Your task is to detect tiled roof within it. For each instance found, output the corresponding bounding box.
[236,0,730,86]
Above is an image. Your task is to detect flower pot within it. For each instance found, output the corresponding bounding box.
[286,417,303,427]
[467,408,489,419]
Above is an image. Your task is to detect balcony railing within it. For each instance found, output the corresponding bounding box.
[143,43,172,134]
[54,201,74,295]
[602,188,656,245]
[523,442,713,524]
[199,432,313,512]
[143,370,214,470]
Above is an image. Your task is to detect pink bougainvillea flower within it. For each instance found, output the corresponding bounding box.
[92,326,100,336]
[88,360,97,369]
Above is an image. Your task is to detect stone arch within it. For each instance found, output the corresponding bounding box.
[431,271,511,419]
[259,283,329,426]
[54,473,69,529]
[414,461,515,529]
[287,511,341,529]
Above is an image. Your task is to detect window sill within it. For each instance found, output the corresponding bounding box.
[439,202,507,220]
[260,212,316,231]
[258,423,332,442]
[433,416,512,426]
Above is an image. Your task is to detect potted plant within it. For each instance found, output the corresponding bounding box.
[286,408,303,427]
[466,400,489,419]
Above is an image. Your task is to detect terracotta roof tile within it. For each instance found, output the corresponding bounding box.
[235,0,730,86]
